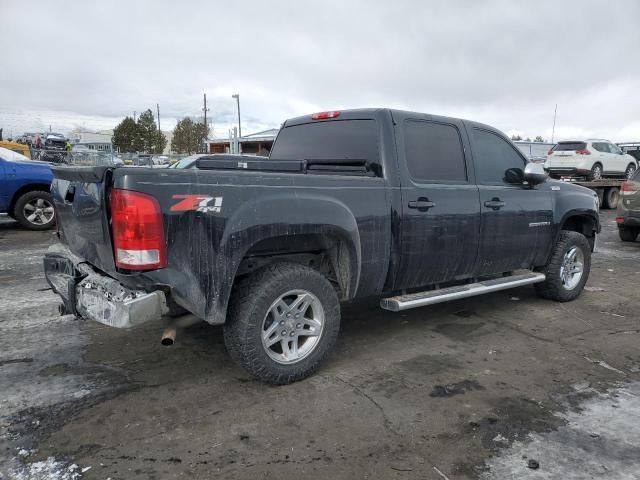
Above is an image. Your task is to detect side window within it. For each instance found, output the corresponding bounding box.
[607,143,622,155]
[471,129,526,185]
[404,120,467,182]
[592,143,604,152]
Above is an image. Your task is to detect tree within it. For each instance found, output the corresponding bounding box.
[112,117,138,153]
[525,137,531,142]
[511,134,523,141]
[135,109,166,154]
[171,117,208,154]
[534,136,546,142]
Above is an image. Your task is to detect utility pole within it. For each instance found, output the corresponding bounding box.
[551,104,558,143]
[202,93,210,153]
[202,93,210,133]
[133,111,137,122]
[157,104,161,132]
[232,93,241,145]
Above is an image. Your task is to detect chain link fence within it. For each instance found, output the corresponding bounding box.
[22,147,192,167]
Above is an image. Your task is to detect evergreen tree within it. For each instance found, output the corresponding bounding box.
[171,117,208,154]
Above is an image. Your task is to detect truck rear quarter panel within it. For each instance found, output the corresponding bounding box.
[114,169,392,324]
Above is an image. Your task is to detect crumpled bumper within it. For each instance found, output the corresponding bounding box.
[43,244,168,328]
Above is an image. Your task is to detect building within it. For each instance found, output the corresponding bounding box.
[69,130,114,152]
[205,128,279,155]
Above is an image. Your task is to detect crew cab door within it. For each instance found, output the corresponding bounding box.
[393,113,480,290]
[467,126,554,276]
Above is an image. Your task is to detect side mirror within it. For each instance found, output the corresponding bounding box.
[504,167,525,184]
[524,162,548,185]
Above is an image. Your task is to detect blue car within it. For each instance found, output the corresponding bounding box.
[0,146,55,230]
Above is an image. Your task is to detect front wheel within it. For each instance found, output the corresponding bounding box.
[13,190,56,230]
[535,231,591,302]
[625,163,637,179]
[224,262,340,385]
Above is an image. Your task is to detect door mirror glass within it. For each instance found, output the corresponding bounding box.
[524,162,548,185]
[504,167,525,184]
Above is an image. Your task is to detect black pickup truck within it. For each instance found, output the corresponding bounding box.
[44,109,600,384]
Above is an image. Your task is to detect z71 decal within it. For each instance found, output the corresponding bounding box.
[171,194,223,213]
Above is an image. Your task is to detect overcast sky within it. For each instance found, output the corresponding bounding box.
[2,0,639,141]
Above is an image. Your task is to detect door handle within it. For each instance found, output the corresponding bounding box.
[484,198,505,210]
[408,198,436,210]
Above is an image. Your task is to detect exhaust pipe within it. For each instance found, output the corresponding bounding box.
[160,314,201,346]
[161,327,176,346]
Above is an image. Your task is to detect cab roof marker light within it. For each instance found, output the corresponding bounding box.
[311,111,341,120]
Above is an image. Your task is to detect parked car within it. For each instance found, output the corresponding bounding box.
[545,140,638,180]
[616,170,640,241]
[44,108,600,384]
[0,147,55,230]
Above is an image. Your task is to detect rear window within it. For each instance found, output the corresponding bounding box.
[553,142,586,151]
[270,120,379,164]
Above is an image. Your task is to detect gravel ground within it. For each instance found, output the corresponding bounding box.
[1,210,639,479]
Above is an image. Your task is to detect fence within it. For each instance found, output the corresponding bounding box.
[15,146,192,167]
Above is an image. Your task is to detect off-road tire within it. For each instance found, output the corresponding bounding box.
[13,190,56,231]
[535,231,591,302]
[587,163,603,181]
[224,262,340,385]
[619,226,639,242]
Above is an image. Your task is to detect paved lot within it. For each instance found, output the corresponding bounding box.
[1,210,640,479]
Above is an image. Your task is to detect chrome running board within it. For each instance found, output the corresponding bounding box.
[380,271,546,312]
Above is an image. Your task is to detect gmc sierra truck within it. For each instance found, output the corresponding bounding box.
[44,109,600,384]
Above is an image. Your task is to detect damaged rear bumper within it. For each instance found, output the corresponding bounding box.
[43,244,168,328]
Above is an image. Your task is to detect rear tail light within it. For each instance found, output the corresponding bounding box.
[575,148,591,155]
[620,181,637,195]
[547,148,554,155]
[616,216,625,224]
[311,111,341,120]
[110,188,167,270]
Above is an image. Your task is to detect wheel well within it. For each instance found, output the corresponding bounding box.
[236,234,352,299]
[561,215,597,248]
[9,184,52,214]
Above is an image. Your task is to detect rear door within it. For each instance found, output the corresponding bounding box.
[467,126,554,276]
[393,112,480,290]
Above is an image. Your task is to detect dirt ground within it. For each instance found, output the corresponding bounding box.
[1,210,640,479]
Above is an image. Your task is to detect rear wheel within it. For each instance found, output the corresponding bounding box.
[625,163,637,179]
[224,262,340,385]
[604,187,620,209]
[535,231,591,302]
[13,190,56,230]
[619,226,639,242]
[587,163,603,181]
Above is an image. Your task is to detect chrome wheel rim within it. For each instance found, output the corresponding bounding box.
[592,165,602,180]
[261,289,324,364]
[626,165,636,179]
[560,247,584,290]
[23,198,55,225]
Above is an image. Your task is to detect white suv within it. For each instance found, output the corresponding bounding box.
[545,140,638,180]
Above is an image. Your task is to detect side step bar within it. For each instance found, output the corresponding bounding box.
[380,271,546,312]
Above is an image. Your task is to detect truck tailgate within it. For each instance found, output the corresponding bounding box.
[50,166,117,273]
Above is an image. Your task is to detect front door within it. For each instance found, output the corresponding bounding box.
[394,113,481,290]
[467,126,554,276]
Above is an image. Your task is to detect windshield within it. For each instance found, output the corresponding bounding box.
[0,146,30,162]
